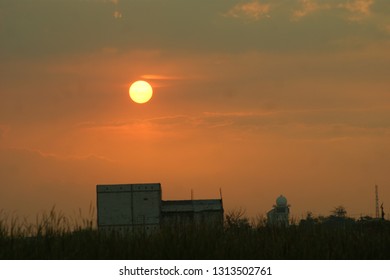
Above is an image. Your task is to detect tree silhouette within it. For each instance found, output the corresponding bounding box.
[331,205,347,218]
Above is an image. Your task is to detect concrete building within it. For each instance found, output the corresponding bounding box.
[161,199,224,226]
[96,183,161,234]
[267,195,290,227]
[96,183,223,234]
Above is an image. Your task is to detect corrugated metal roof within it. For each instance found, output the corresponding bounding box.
[97,183,161,193]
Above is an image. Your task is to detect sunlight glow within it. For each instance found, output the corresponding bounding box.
[129,80,153,104]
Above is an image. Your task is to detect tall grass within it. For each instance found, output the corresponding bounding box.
[1,208,390,259]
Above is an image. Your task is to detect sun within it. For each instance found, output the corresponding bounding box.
[129,80,153,104]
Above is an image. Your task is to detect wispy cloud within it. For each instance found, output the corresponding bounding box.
[5,146,115,163]
[78,105,390,138]
[78,115,196,131]
[140,74,184,80]
[224,0,271,21]
[339,0,374,21]
[202,111,275,118]
[77,120,136,130]
[292,0,375,21]
[113,11,122,19]
[108,0,122,19]
[224,0,376,24]
[200,107,390,139]
[292,0,331,20]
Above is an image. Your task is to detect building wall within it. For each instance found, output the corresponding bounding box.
[161,211,224,227]
[161,199,224,227]
[267,206,289,227]
[96,184,224,233]
[97,183,161,234]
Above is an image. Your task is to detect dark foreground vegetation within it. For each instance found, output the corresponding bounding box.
[1,208,390,259]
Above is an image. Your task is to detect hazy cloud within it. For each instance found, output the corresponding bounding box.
[140,74,185,81]
[76,105,390,142]
[11,147,115,163]
[0,0,389,57]
[201,108,390,138]
[292,0,331,20]
[340,0,374,21]
[113,10,122,19]
[292,0,375,21]
[224,1,271,21]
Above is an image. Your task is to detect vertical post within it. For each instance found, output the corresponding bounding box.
[131,184,134,233]
[375,185,379,219]
[219,188,224,209]
[381,203,385,220]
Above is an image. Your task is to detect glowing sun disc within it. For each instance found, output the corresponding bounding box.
[129,80,153,104]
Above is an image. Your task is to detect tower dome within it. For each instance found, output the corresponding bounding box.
[276,195,287,207]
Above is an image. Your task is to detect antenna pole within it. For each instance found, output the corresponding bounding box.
[219,188,224,210]
[375,185,379,218]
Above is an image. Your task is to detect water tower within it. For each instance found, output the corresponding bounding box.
[267,195,290,227]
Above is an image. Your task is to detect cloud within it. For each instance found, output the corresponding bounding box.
[77,105,390,141]
[113,11,122,19]
[140,74,185,80]
[78,116,198,137]
[201,111,276,128]
[5,146,114,163]
[292,0,375,21]
[106,0,122,19]
[292,0,331,20]
[224,1,271,21]
[1,0,388,57]
[199,107,390,140]
[339,0,374,21]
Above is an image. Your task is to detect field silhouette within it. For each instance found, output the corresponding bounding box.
[1,207,389,259]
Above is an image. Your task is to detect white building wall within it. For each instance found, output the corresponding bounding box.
[267,207,289,227]
[97,183,161,233]
[97,191,134,226]
[132,189,161,225]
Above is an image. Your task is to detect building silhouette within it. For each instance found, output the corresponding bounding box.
[267,195,290,227]
[96,183,223,234]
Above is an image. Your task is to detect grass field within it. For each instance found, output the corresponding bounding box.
[1,208,389,259]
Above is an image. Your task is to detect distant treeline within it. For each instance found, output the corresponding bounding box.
[0,207,390,259]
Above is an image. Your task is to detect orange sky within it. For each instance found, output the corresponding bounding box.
[1,0,390,221]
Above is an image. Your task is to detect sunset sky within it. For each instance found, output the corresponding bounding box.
[1,0,390,221]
